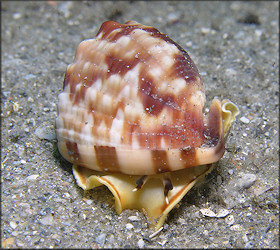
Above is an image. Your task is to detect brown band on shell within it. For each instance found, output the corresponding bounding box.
[73,83,87,105]
[138,73,177,116]
[94,146,120,172]
[72,66,105,105]
[180,146,197,167]
[66,141,80,162]
[183,106,204,146]
[97,21,152,42]
[105,53,139,77]
[83,62,103,89]
[173,54,200,83]
[146,25,201,81]
[96,21,128,40]
[151,150,170,173]
[204,100,224,147]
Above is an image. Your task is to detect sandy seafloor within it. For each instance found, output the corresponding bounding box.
[1,1,279,248]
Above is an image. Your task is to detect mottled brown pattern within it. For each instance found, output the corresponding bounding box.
[98,21,202,116]
[173,54,200,83]
[137,132,166,149]
[96,21,124,39]
[65,21,205,147]
[138,73,176,116]
[90,111,113,142]
[57,21,227,175]
[105,52,139,77]
[94,146,120,172]
[66,21,175,134]
[122,122,140,146]
[73,84,87,105]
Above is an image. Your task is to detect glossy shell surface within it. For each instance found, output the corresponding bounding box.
[56,21,225,175]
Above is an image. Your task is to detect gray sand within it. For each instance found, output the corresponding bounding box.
[1,1,279,248]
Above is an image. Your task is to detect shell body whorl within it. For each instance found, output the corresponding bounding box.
[56,21,225,175]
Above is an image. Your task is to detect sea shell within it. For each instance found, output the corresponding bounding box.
[56,21,239,229]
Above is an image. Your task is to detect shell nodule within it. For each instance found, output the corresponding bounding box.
[56,20,227,175]
[56,21,239,229]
